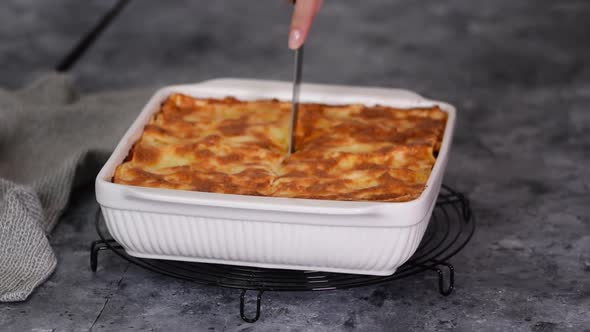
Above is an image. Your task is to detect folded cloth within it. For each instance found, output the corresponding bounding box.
[0,73,151,301]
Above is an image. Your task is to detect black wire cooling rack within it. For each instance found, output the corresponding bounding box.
[90,184,474,323]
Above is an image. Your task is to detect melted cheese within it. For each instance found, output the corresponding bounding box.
[113,93,447,202]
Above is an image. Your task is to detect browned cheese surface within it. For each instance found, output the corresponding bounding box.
[113,93,447,202]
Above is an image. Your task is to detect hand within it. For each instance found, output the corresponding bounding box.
[288,0,323,49]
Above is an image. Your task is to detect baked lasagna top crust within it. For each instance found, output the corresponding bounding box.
[113,93,448,202]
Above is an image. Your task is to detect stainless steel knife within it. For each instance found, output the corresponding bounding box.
[288,45,304,155]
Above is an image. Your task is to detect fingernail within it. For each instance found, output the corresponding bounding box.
[289,29,302,49]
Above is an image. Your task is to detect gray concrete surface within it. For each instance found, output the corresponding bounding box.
[1,0,589,331]
[0,0,117,89]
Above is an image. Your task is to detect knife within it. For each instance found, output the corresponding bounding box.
[288,45,304,155]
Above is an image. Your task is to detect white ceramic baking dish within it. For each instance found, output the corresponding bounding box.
[95,78,456,276]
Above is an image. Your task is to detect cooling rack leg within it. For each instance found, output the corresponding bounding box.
[434,262,455,296]
[90,239,123,272]
[239,290,264,323]
[90,240,106,272]
[461,195,472,221]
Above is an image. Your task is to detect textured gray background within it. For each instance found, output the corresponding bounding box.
[1,0,589,331]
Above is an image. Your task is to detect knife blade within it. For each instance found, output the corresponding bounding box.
[288,45,304,155]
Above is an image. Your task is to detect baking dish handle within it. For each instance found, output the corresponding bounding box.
[124,188,382,216]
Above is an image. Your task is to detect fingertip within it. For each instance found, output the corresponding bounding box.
[288,0,320,49]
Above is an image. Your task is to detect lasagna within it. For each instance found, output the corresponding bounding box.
[113,93,447,202]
